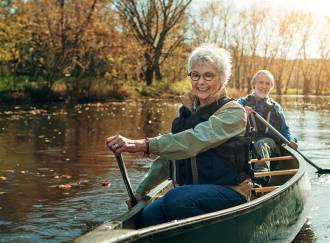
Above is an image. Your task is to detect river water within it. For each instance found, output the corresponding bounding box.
[0,96,329,242]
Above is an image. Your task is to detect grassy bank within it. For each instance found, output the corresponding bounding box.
[0,75,327,104]
[0,75,194,104]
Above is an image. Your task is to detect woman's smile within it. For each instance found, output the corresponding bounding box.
[190,63,222,105]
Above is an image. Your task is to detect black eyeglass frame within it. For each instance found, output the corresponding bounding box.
[187,71,216,82]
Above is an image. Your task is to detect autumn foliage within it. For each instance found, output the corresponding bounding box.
[0,0,329,103]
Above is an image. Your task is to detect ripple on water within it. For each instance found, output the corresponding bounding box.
[312,174,330,185]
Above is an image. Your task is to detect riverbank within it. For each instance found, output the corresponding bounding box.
[0,76,190,104]
[1,75,329,105]
[0,76,246,104]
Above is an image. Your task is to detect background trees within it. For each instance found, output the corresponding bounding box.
[0,0,329,102]
[191,0,329,95]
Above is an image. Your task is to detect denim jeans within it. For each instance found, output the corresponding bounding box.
[137,184,246,228]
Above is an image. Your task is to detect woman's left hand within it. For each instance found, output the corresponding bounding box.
[105,135,147,155]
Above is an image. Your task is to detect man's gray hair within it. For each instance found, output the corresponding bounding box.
[251,70,275,88]
[187,44,232,84]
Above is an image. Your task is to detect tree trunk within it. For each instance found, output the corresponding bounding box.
[144,52,154,85]
[145,65,154,86]
[155,63,162,81]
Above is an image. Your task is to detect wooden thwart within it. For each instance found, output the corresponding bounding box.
[254,186,279,193]
[254,169,298,177]
[249,156,294,164]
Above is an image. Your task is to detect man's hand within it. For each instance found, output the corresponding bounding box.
[289,141,298,150]
[244,106,255,116]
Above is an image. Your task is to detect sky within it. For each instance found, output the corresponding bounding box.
[248,0,330,58]
[193,0,330,17]
[192,0,330,58]
[262,0,330,18]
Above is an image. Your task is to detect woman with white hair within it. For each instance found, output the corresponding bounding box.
[106,44,252,228]
[238,70,297,186]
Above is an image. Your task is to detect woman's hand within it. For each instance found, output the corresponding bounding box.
[244,106,255,116]
[126,192,143,209]
[289,141,298,150]
[105,135,147,155]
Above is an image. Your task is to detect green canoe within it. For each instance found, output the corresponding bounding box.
[75,144,311,243]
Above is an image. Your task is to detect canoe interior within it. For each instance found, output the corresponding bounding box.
[75,145,310,243]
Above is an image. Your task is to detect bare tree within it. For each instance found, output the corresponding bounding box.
[191,0,234,48]
[271,11,305,94]
[113,0,192,85]
[242,5,268,92]
[229,11,249,90]
[295,13,314,95]
[315,17,330,94]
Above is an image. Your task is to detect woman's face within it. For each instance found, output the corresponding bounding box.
[253,75,273,99]
[189,63,223,105]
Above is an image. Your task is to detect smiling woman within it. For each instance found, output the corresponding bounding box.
[105,43,252,228]
[186,45,231,107]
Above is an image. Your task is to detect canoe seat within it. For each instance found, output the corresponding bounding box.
[249,156,294,164]
[254,169,298,177]
[253,186,279,193]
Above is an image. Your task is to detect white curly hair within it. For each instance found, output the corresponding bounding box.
[187,44,232,84]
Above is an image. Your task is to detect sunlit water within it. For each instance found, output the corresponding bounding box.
[0,96,329,242]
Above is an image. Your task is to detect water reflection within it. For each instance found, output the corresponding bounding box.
[293,221,316,243]
[0,96,329,242]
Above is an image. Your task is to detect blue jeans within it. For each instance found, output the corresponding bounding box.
[137,184,246,228]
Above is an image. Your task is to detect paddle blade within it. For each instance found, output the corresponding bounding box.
[317,169,330,174]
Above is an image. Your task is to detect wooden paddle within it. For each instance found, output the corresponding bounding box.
[254,112,330,174]
[115,154,138,206]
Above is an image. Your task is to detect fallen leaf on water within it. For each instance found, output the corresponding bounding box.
[54,174,72,179]
[0,176,7,181]
[57,184,72,189]
[2,170,14,173]
[100,181,111,187]
[78,179,89,184]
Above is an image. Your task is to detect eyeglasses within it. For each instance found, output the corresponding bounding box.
[188,71,216,82]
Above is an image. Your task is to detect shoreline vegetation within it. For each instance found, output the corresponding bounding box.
[1,1,329,105]
[0,76,193,104]
[1,75,328,105]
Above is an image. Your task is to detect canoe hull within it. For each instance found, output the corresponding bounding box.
[134,173,310,243]
[76,145,311,243]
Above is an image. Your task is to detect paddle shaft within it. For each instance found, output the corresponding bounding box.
[115,154,138,206]
[253,112,330,174]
